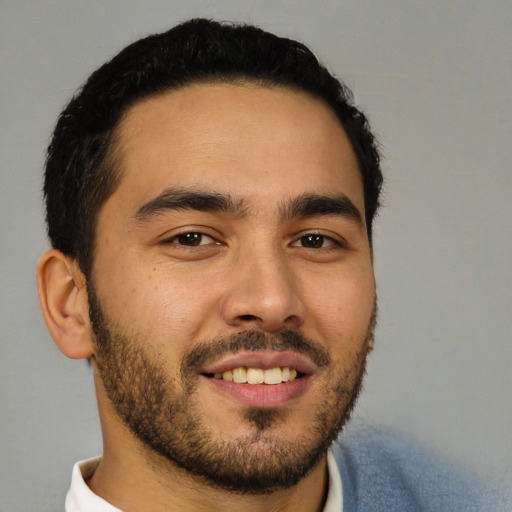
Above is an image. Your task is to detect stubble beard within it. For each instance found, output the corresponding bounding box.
[88,282,374,494]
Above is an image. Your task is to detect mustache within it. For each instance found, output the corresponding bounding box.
[182,329,331,372]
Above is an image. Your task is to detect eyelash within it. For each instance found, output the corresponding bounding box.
[162,232,219,247]
[162,231,345,250]
[291,233,343,249]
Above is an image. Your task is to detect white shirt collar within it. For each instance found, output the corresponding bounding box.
[65,457,121,512]
[324,449,343,512]
[66,451,343,512]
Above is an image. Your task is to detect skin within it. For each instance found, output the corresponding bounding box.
[38,83,376,511]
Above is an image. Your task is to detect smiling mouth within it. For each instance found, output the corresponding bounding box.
[203,367,303,385]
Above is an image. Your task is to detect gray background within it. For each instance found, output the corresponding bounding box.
[1,1,511,510]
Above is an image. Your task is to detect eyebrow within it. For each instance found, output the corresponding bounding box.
[133,188,363,227]
[279,194,363,225]
[133,188,247,221]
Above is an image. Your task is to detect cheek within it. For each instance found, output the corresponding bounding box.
[95,259,222,345]
[304,264,375,340]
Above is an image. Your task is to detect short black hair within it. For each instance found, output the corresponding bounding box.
[44,18,382,277]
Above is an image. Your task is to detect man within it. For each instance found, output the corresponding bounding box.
[36,18,503,512]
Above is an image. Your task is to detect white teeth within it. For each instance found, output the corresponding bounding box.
[264,367,283,384]
[215,367,298,384]
[247,368,264,384]
[232,367,247,383]
[222,370,233,382]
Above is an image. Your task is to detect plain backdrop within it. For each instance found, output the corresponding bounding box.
[1,1,511,510]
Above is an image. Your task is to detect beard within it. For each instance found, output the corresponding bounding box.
[88,282,374,494]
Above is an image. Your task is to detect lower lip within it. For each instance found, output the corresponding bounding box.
[203,375,310,408]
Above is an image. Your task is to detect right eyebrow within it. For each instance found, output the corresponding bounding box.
[132,188,248,222]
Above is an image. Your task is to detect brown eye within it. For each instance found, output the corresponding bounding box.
[300,234,327,248]
[174,232,214,246]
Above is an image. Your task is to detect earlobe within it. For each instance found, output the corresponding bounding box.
[36,249,94,359]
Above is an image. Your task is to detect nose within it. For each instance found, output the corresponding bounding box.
[221,247,306,333]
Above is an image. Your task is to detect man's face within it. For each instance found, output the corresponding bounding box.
[89,83,376,492]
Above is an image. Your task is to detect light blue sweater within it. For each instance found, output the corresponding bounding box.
[332,426,511,511]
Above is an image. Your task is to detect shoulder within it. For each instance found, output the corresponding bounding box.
[331,424,511,512]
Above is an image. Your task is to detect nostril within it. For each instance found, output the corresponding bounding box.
[239,314,260,322]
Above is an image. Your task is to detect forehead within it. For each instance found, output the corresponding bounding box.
[111,82,364,217]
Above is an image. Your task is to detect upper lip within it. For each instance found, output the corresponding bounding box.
[200,350,317,376]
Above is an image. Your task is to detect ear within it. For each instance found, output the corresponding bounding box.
[36,249,94,359]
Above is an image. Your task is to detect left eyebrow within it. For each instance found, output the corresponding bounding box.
[279,194,363,225]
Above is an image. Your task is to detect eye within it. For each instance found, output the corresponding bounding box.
[293,234,338,249]
[168,232,218,247]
